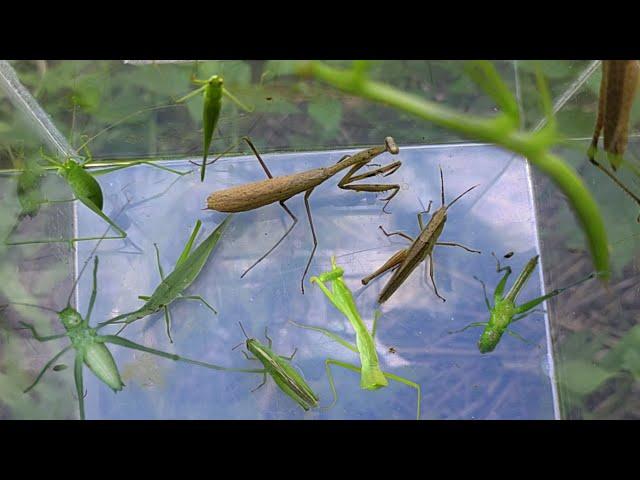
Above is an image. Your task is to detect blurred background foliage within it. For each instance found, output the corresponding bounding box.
[0,60,638,419]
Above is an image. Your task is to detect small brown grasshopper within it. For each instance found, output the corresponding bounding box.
[362,167,481,304]
[206,137,402,293]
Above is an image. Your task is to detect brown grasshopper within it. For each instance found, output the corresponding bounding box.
[588,60,640,220]
[206,136,402,293]
[362,167,480,304]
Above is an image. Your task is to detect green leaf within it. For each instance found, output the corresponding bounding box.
[558,359,613,396]
[308,97,342,137]
[600,325,640,378]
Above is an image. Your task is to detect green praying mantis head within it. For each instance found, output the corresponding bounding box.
[310,256,358,321]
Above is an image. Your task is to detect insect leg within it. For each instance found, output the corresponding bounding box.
[241,351,259,361]
[85,257,99,324]
[320,359,362,411]
[91,161,189,177]
[379,225,414,243]
[240,200,298,279]
[23,345,72,393]
[222,87,253,112]
[427,253,446,302]
[289,320,358,353]
[153,244,166,280]
[417,201,433,229]
[74,353,86,420]
[300,188,318,294]
[447,322,489,334]
[163,307,174,344]
[17,322,66,342]
[436,241,481,254]
[505,328,532,345]
[361,248,408,286]
[472,276,492,310]
[492,255,513,300]
[251,373,268,392]
[5,197,127,245]
[178,295,218,315]
[512,308,546,322]
[264,326,273,348]
[99,335,265,373]
[371,309,382,339]
[338,161,402,213]
[381,370,422,420]
[280,348,298,361]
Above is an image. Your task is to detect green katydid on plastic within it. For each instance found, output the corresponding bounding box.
[233,322,319,411]
[291,256,422,419]
[449,253,596,353]
[4,106,191,247]
[175,70,253,182]
[97,215,234,343]
[3,220,263,420]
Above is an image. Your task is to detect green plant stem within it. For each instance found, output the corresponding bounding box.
[296,61,610,280]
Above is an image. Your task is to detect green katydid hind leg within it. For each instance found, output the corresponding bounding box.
[74,353,86,420]
[513,272,596,315]
[90,160,190,178]
[448,322,489,335]
[99,335,265,374]
[5,195,127,246]
[23,345,73,393]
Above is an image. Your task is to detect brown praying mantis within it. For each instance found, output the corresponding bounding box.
[362,167,481,304]
[588,60,640,221]
[205,136,402,293]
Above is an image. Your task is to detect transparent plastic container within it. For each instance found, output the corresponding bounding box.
[0,60,637,419]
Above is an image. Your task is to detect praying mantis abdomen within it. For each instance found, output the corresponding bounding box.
[207,168,330,212]
[84,342,124,392]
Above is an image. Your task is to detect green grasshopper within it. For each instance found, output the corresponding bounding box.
[5,143,189,246]
[176,71,253,182]
[291,256,421,419]
[450,253,596,353]
[4,225,262,420]
[362,167,480,304]
[233,322,319,412]
[97,215,233,343]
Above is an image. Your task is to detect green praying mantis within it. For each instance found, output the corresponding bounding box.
[175,72,253,182]
[449,253,596,353]
[96,215,233,343]
[3,221,263,420]
[233,322,319,412]
[291,256,421,419]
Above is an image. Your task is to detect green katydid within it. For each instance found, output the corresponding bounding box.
[96,215,234,343]
[233,322,319,411]
[291,256,422,419]
[3,221,263,420]
[449,253,596,353]
[175,71,253,182]
[4,106,192,247]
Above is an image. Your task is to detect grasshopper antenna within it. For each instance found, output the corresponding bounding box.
[446,184,480,210]
[439,166,445,207]
[238,321,250,339]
